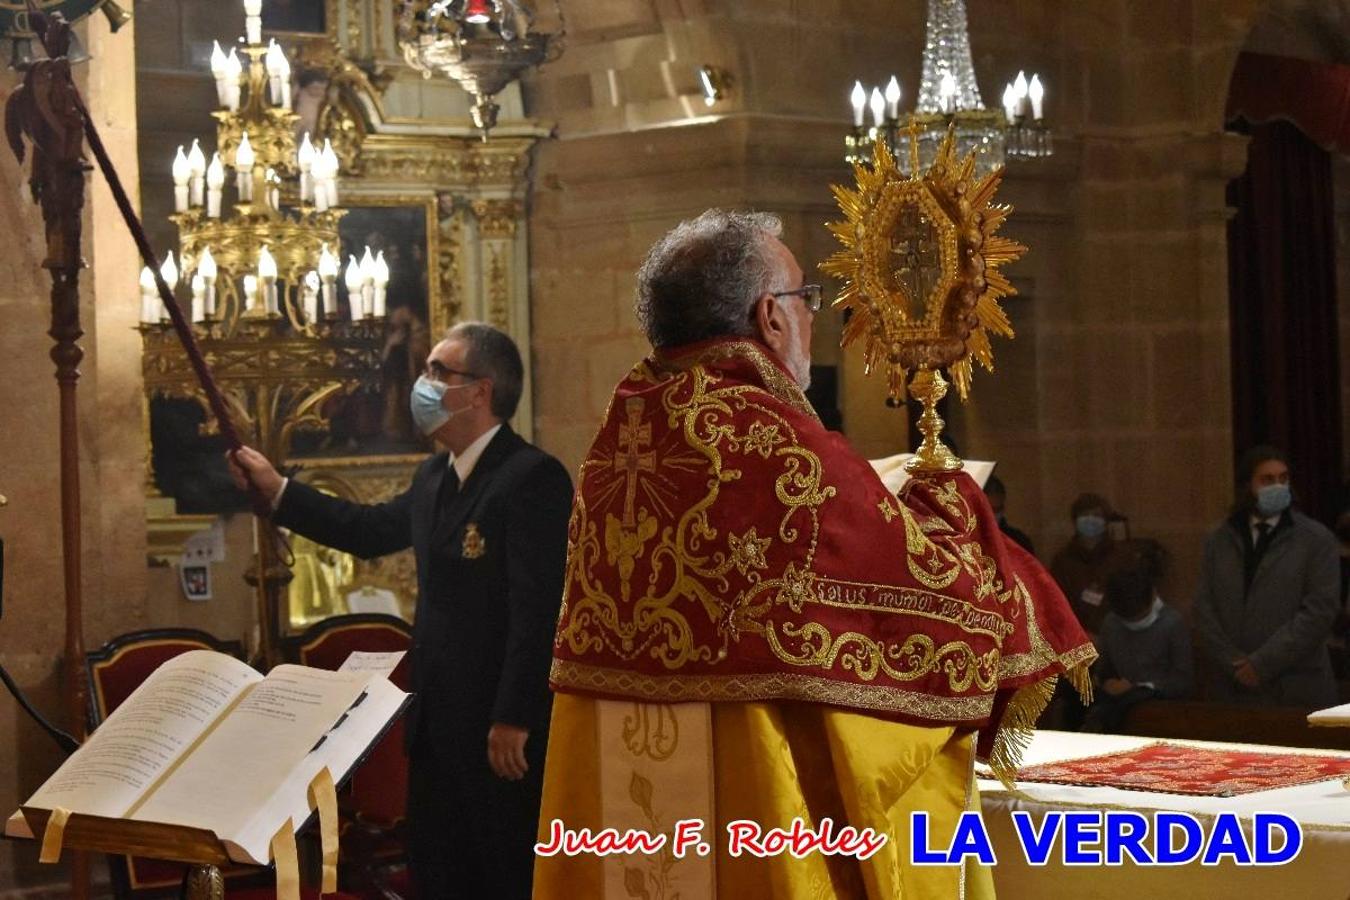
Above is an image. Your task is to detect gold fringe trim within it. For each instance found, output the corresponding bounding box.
[987,676,1057,789]
[1065,662,1094,706]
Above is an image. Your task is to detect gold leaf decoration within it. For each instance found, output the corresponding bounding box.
[821,129,1027,401]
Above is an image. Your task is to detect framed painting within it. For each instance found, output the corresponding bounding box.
[289,195,444,459]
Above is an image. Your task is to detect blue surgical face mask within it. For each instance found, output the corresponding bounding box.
[1075,514,1107,540]
[410,375,451,435]
[1255,483,1291,518]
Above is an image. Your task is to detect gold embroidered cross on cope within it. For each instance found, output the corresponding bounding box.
[612,397,656,528]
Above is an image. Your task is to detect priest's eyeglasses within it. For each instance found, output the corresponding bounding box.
[424,361,483,384]
[771,284,823,313]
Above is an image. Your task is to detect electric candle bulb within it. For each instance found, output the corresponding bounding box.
[191,273,206,323]
[235,132,255,202]
[318,243,338,318]
[939,72,957,113]
[303,270,320,322]
[243,274,259,312]
[258,245,278,314]
[199,247,218,318]
[320,140,340,208]
[139,266,156,324]
[297,133,316,202]
[172,146,190,211]
[224,49,242,110]
[265,167,280,211]
[160,251,179,289]
[210,41,229,107]
[885,75,901,120]
[187,140,206,207]
[1002,83,1017,121]
[869,87,884,128]
[206,153,224,218]
[1028,73,1045,121]
[265,41,291,108]
[358,246,376,317]
[344,255,365,321]
[850,81,866,128]
[372,250,389,318]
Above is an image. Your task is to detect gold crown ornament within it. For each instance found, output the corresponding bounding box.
[822,129,1026,473]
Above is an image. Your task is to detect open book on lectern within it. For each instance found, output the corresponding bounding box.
[4,650,409,866]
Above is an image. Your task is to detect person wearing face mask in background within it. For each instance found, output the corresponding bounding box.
[227,321,573,900]
[1049,492,1120,636]
[1082,562,1193,733]
[1193,445,1340,708]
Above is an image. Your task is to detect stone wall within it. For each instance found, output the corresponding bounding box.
[527,0,1281,610]
[0,15,147,895]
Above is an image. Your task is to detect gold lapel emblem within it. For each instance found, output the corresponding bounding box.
[461,523,487,559]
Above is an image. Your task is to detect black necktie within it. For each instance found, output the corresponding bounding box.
[1245,522,1273,589]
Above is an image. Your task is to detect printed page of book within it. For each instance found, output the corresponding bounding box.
[224,675,410,864]
[22,651,260,820]
[129,664,371,862]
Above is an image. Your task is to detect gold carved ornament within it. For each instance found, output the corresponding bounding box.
[821,129,1026,473]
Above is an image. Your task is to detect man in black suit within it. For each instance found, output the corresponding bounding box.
[228,321,572,899]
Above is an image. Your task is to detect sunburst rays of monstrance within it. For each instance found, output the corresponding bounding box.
[822,130,1026,473]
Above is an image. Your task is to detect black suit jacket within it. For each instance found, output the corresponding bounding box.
[273,425,573,756]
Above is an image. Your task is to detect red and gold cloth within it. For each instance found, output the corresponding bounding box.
[1012,741,1350,796]
[549,338,1094,773]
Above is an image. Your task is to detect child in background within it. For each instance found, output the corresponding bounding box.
[1083,563,1193,733]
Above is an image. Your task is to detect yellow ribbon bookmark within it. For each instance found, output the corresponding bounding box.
[307,767,339,895]
[38,807,70,863]
[269,819,300,900]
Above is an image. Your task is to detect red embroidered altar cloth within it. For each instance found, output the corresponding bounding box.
[1014,742,1350,796]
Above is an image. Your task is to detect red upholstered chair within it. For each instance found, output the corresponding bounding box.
[289,614,413,900]
[85,628,359,900]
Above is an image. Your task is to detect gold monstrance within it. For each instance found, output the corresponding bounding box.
[822,131,1026,472]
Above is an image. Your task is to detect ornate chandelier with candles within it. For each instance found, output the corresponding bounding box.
[139,0,391,664]
[397,0,564,136]
[844,0,1051,175]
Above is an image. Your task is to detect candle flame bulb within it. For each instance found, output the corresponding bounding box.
[206,153,224,189]
[139,266,155,291]
[265,40,284,77]
[373,250,389,287]
[160,251,179,288]
[172,146,190,185]
[244,0,262,15]
[359,246,376,281]
[1028,73,1045,120]
[298,133,315,171]
[258,245,278,280]
[198,247,217,280]
[224,47,242,80]
[1013,70,1029,100]
[885,75,901,120]
[305,270,320,291]
[210,40,227,77]
[869,87,884,127]
[235,132,255,170]
[850,81,866,127]
[187,139,206,176]
[344,255,363,292]
[318,243,338,278]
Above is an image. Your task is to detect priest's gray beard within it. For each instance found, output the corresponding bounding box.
[782,310,812,391]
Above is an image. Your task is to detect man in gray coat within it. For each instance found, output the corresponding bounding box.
[1194,445,1341,707]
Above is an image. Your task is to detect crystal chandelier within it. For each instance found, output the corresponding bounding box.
[397,0,565,136]
[844,0,1051,175]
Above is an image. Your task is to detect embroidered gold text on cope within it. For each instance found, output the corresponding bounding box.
[461,523,487,559]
